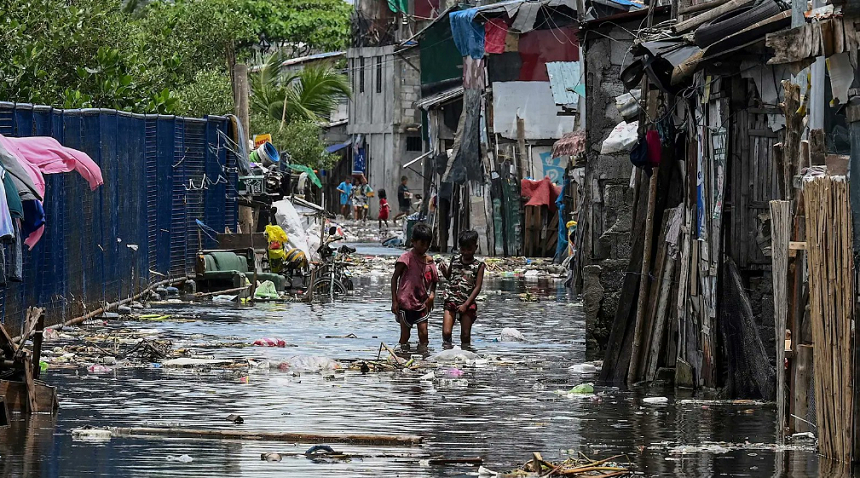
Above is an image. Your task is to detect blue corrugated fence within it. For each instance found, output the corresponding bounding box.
[0,103,239,329]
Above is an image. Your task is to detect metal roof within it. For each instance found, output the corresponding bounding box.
[415,86,465,110]
[546,61,584,107]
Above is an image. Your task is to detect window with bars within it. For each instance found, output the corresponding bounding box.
[406,135,423,152]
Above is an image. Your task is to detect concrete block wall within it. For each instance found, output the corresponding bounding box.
[582,29,637,359]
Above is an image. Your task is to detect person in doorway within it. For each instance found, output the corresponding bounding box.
[337,176,353,219]
[394,176,411,223]
[438,230,485,348]
[377,189,390,231]
[391,223,438,352]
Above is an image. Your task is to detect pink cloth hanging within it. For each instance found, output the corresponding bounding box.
[2,135,103,190]
[0,134,104,249]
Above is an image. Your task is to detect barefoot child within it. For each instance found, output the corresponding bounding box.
[439,230,485,347]
[391,224,438,350]
[378,189,390,231]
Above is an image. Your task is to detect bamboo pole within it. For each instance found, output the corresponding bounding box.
[110,427,423,446]
[627,168,659,386]
[804,176,855,462]
[770,200,791,443]
[57,277,188,329]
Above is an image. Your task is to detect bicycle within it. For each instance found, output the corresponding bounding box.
[308,227,355,300]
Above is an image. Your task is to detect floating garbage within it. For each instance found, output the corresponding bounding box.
[568,383,594,394]
[261,452,283,462]
[427,348,479,364]
[498,328,526,342]
[568,363,599,374]
[87,364,112,374]
[276,356,341,372]
[643,396,669,404]
[444,368,464,378]
[166,454,194,463]
[419,372,435,381]
[71,427,112,441]
[253,338,287,347]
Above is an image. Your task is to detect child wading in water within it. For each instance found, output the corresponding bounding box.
[377,189,390,231]
[391,224,438,351]
[439,230,485,348]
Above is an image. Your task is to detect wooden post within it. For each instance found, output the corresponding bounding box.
[646,207,682,382]
[627,168,659,386]
[517,117,527,178]
[31,312,45,380]
[233,63,250,144]
[848,105,860,461]
[770,200,791,443]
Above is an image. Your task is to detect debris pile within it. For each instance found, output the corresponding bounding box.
[483,452,632,477]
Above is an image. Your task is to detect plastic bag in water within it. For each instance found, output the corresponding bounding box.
[276,356,341,372]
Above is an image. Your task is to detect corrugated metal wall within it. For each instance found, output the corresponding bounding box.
[0,103,238,330]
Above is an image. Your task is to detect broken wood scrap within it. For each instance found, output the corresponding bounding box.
[110,426,423,446]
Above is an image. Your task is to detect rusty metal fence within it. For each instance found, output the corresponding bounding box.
[0,103,238,330]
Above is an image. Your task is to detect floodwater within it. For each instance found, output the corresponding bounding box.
[0,273,826,477]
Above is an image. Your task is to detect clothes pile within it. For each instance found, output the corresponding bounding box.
[0,134,103,285]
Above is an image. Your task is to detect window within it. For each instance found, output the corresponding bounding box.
[359,57,365,93]
[406,135,422,152]
[375,57,382,94]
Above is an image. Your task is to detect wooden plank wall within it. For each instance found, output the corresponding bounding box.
[730,103,779,269]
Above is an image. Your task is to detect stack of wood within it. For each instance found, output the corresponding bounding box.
[0,307,58,415]
[803,176,855,463]
[523,205,558,257]
[518,452,632,476]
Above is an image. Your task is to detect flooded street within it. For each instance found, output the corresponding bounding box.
[1,273,821,477]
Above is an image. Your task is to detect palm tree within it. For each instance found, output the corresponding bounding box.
[250,54,351,130]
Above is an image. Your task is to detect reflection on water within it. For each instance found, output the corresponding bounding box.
[0,277,828,477]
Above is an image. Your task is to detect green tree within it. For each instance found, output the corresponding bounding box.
[250,115,337,169]
[175,70,235,117]
[239,0,352,58]
[250,56,351,126]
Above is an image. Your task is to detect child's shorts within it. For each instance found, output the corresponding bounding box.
[444,301,477,315]
[397,308,432,327]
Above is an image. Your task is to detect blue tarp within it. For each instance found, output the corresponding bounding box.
[325,140,351,154]
[449,9,485,60]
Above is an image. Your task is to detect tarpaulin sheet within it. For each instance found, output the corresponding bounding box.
[518,27,579,81]
[521,177,562,211]
[485,18,509,54]
[450,9,485,59]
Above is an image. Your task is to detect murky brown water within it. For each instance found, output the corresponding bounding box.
[0,273,828,477]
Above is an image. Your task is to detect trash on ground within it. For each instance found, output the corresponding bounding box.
[254,280,279,299]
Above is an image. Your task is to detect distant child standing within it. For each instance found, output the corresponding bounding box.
[336,176,353,219]
[391,223,438,351]
[439,230,485,347]
[378,189,390,231]
[394,176,411,223]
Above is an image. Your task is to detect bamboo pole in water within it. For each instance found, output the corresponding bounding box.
[110,427,423,446]
[804,176,854,462]
[770,200,791,443]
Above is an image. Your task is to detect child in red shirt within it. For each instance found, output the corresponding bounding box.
[391,223,438,351]
[378,189,390,231]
